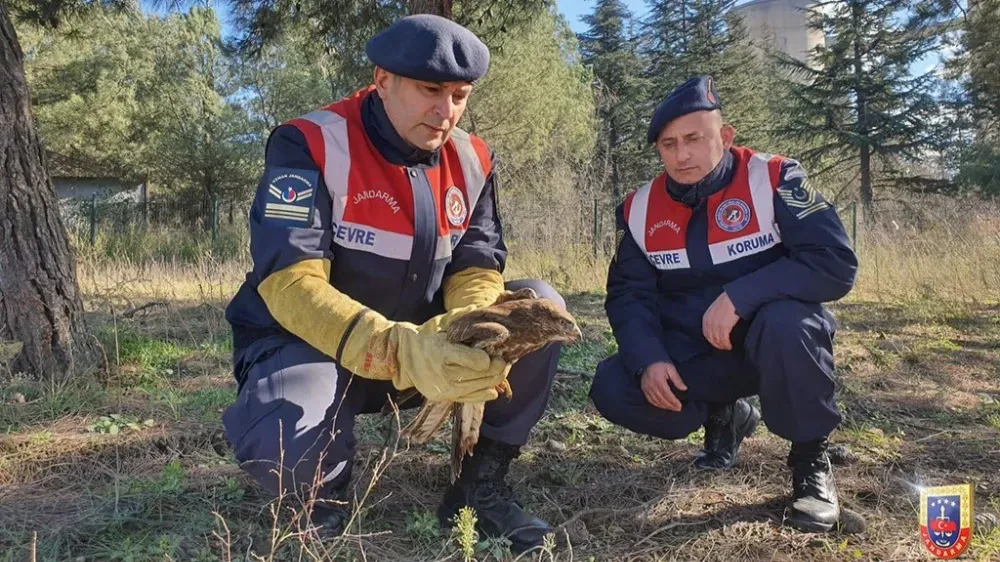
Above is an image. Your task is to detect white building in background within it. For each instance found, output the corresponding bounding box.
[732,0,825,66]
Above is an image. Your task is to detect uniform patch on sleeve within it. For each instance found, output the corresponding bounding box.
[778,178,830,220]
[262,167,319,225]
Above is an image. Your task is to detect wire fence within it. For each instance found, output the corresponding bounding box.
[60,193,250,246]
[59,190,861,264]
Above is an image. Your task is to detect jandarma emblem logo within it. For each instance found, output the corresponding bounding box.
[920,484,974,559]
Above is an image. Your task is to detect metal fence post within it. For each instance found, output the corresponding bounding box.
[593,198,599,258]
[851,202,858,250]
[89,193,97,247]
[142,181,149,229]
[211,193,219,244]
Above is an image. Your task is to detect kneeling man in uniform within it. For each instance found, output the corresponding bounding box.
[590,76,858,532]
[223,15,560,552]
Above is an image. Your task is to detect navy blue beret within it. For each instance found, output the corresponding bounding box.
[366,15,490,83]
[647,75,722,143]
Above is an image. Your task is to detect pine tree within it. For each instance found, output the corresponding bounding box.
[963,0,1000,133]
[640,0,788,167]
[944,0,1000,195]
[643,0,746,97]
[778,0,952,221]
[578,0,648,202]
[1,1,111,379]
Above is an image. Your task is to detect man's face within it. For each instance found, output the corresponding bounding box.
[655,110,735,185]
[374,68,473,151]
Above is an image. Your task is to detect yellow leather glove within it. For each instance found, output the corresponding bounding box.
[443,267,506,310]
[258,258,365,360]
[258,259,508,402]
[338,309,509,402]
[422,267,506,334]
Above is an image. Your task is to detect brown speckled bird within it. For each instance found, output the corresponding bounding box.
[403,288,582,481]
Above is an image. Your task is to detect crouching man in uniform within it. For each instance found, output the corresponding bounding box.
[222,15,560,552]
[590,76,858,532]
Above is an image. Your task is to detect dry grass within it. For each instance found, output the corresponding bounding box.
[2,201,1000,560]
[852,196,1000,303]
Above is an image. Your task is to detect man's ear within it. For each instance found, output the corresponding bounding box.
[721,123,736,149]
[373,67,391,99]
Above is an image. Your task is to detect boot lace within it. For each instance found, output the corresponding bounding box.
[791,457,828,497]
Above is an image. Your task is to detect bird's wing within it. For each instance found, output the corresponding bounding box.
[403,400,455,444]
[449,321,510,351]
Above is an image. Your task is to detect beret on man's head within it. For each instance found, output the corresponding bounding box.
[647,75,722,143]
[366,14,490,83]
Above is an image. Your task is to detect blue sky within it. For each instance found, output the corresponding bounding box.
[198,0,653,36]
[557,0,650,32]
[177,0,945,75]
[204,0,651,34]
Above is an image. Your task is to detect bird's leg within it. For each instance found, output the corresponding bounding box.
[495,379,512,400]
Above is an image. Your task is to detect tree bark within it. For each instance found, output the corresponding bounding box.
[0,4,94,380]
[851,0,875,224]
[408,0,453,18]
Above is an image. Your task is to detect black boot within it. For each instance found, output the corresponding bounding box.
[785,438,840,532]
[694,398,760,469]
[438,437,552,554]
[306,489,352,540]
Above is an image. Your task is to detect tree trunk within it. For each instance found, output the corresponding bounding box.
[851,0,875,224]
[408,0,453,18]
[859,144,873,224]
[0,4,94,380]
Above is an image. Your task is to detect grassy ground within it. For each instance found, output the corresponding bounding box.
[3,246,1000,560]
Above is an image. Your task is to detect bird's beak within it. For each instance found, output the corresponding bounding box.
[572,325,583,342]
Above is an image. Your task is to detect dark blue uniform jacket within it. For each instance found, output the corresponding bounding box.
[225,91,506,356]
[606,149,858,377]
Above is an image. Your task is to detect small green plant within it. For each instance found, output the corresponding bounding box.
[986,411,1000,431]
[971,525,1000,562]
[88,532,181,562]
[427,440,451,454]
[86,413,155,435]
[685,426,706,446]
[129,460,188,495]
[454,506,478,562]
[29,430,53,444]
[405,510,440,541]
[156,460,188,494]
[106,325,186,372]
[477,535,512,559]
[217,476,246,502]
[185,387,234,415]
[541,533,558,560]
[557,339,608,373]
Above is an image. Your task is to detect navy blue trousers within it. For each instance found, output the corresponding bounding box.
[222,279,563,501]
[590,299,841,444]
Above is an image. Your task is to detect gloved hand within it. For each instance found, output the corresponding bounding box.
[425,266,537,335]
[420,287,538,334]
[257,259,511,402]
[338,309,511,403]
[420,303,479,334]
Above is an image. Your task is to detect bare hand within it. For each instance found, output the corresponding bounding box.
[702,291,739,350]
[641,362,688,412]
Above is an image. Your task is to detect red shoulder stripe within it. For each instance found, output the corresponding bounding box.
[284,118,326,176]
